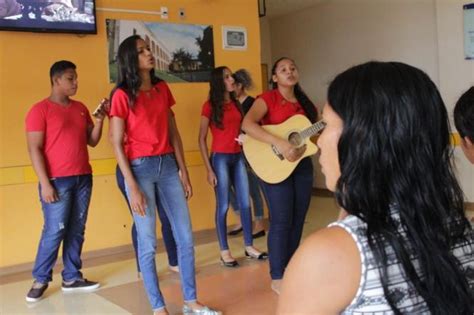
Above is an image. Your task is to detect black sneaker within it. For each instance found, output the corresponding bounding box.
[26,281,48,302]
[61,278,100,292]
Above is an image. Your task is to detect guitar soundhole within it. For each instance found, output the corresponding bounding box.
[288,132,303,146]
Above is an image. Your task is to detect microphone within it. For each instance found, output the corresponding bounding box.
[92,98,110,118]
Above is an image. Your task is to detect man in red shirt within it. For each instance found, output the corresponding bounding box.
[25,60,106,302]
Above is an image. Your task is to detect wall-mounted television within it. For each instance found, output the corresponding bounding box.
[0,0,97,34]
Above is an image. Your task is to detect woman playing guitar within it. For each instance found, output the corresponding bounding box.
[242,57,318,294]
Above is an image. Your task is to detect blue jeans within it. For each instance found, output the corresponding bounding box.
[230,166,265,220]
[115,166,178,271]
[261,157,313,280]
[126,154,196,310]
[211,152,253,250]
[32,174,92,284]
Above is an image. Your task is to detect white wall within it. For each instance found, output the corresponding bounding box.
[261,0,474,200]
[436,0,474,201]
[436,0,474,110]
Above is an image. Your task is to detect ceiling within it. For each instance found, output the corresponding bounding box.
[262,0,328,18]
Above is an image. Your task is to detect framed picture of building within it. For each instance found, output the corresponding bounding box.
[222,26,247,50]
[106,19,215,83]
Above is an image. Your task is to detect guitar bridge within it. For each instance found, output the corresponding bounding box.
[271,145,284,160]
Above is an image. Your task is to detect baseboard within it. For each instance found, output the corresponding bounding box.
[0,227,219,284]
[0,244,137,284]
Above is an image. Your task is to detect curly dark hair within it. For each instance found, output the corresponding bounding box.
[328,61,473,314]
[209,66,242,129]
[270,57,317,123]
[233,69,254,91]
[454,86,474,141]
[110,35,162,107]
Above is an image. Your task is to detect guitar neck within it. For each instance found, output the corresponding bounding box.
[300,120,326,139]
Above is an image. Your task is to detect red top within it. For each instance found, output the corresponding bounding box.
[109,81,175,160]
[201,100,242,153]
[258,89,306,125]
[25,98,93,178]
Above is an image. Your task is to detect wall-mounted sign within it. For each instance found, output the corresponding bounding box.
[464,3,474,59]
[222,26,247,51]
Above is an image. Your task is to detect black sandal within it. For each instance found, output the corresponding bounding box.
[227,227,243,236]
[220,257,239,267]
[252,230,266,239]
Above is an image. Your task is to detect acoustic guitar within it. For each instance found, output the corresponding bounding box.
[242,114,325,184]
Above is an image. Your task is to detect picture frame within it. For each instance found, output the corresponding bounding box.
[222,26,247,50]
[106,19,215,83]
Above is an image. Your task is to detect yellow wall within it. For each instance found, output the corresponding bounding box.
[0,0,262,268]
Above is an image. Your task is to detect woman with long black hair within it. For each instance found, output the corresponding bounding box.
[278,61,473,314]
[109,35,219,315]
[198,66,267,267]
[242,57,318,294]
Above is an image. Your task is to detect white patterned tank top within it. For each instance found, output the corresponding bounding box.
[329,213,474,314]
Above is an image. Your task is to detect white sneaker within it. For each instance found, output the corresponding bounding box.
[182,305,222,315]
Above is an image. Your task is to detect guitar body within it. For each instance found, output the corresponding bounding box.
[243,114,319,184]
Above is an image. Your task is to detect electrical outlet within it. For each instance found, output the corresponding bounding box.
[179,8,185,19]
[160,6,168,19]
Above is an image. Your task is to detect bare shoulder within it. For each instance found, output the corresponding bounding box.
[249,97,268,114]
[277,226,361,315]
[243,98,268,127]
[287,226,361,281]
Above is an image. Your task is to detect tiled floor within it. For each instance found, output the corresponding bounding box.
[0,195,340,315]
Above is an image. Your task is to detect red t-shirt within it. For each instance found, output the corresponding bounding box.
[25,98,93,178]
[201,100,242,153]
[259,89,306,125]
[109,81,175,160]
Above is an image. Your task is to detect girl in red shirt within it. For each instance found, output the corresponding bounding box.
[242,57,318,294]
[109,35,219,315]
[198,66,267,267]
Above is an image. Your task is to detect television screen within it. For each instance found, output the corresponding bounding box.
[0,0,97,34]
